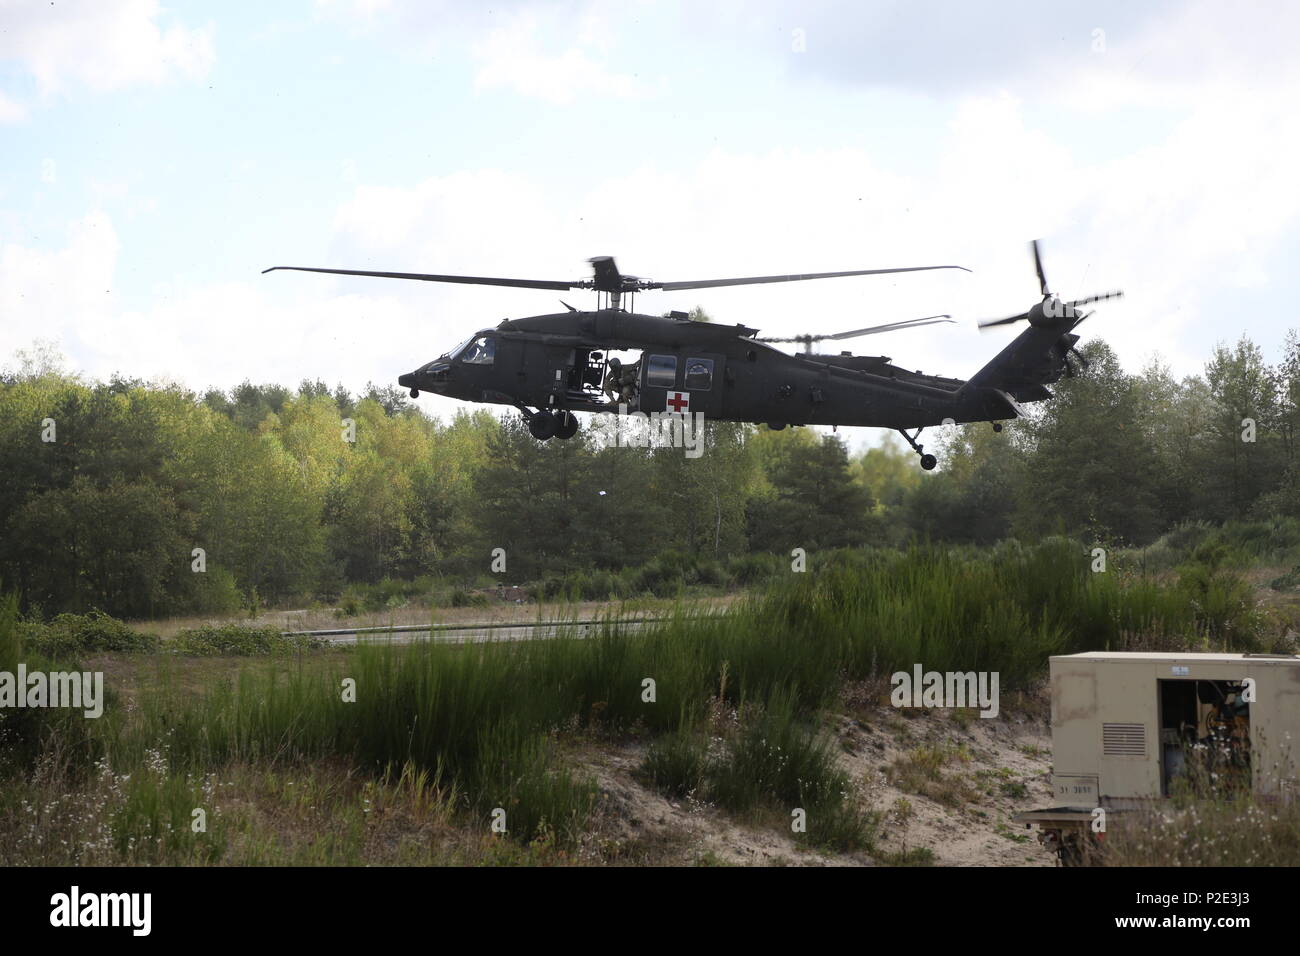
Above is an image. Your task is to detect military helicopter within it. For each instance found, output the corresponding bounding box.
[264,242,1121,469]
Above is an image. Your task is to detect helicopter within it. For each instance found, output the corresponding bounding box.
[263,242,1121,469]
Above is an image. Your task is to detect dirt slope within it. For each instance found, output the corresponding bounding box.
[572,700,1057,867]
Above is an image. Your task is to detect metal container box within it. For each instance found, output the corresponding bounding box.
[1016,652,1300,862]
[1049,651,1300,806]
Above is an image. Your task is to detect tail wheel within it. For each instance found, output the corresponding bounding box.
[1058,837,1084,867]
[920,453,937,471]
[554,411,579,439]
[528,410,557,440]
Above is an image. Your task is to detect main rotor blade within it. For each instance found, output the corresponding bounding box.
[1066,290,1124,308]
[1031,239,1049,297]
[978,311,1030,330]
[826,315,955,339]
[652,264,970,292]
[756,315,956,346]
[262,266,575,291]
[587,256,623,293]
[264,260,980,296]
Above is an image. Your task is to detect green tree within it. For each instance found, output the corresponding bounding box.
[7,476,189,618]
[747,431,876,552]
[898,422,1023,544]
[470,415,592,579]
[1199,336,1284,518]
[1014,340,1165,544]
[644,421,757,558]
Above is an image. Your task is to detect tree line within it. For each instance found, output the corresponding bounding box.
[1,330,1296,619]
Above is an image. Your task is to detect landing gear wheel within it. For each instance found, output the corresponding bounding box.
[528,410,557,440]
[554,410,579,439]
[409,388,419,399]
[897,428,936,471]
[993,422,1003,432]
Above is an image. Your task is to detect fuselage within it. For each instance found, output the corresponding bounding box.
[397,309,1065,430]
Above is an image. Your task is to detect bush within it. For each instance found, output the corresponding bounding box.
[631,553,688,597]
[20,610,160,658]
[448,589,490,608]
[1269,566,1300,591]
[707,695,850,814]
[640,694,872,850]
[1211,516,1300,562]
[181,566,243,616]
[692,559,726,588]
[1158,520,1215,554]
[337,576,439,614]
[643,727,710,799]
[170,624,322,656]
[1175,545,1259,648]
[727,552,781,585]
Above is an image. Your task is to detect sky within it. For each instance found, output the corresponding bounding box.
[3,0,1300,444]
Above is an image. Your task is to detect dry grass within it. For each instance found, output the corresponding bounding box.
[1093,797,1300,867]
[886,743,980,808]
[0,752,613,866]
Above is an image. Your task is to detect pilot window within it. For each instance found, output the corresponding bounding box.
[461,336,495,365]
[685,357,714,390]
[646,354,677,388]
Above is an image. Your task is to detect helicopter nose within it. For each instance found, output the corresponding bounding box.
[399,362,451,396]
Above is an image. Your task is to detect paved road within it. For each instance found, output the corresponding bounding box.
[288,619,658,646]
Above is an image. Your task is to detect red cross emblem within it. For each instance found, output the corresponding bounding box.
[666,391,690,413]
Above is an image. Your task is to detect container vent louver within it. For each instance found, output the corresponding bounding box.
[1102,722,1147,756]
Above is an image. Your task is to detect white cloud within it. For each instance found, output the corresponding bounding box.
[472,10,656,104]
[0,89,27,123]
[0,210,425,394]
[0,0,214,105]
[1,211,120,359]
[313,0,395,20]
[1057,1,1300,112]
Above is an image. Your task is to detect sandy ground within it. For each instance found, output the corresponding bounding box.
[572,699,1056,867]
[837,704,1056,866]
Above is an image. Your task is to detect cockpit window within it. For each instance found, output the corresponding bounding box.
[446,336,474,360]
[685,357,714,390]
[460,335,495,365]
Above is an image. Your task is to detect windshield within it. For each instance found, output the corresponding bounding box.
[445,336,474,360]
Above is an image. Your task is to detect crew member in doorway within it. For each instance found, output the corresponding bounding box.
[603,358,639,403]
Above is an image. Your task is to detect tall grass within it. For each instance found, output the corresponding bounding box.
[0,591,105,774]
[643,691,874,851]
[3,537,1266,857]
